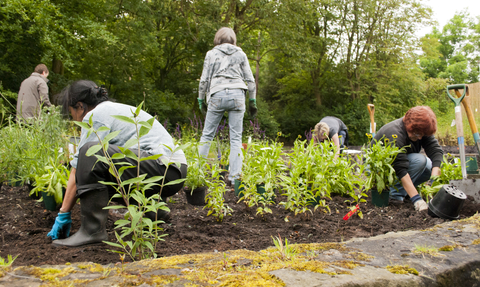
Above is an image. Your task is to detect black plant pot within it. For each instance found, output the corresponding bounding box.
[428,184,466,220]
[184,186,207,206]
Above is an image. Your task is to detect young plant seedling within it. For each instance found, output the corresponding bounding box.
[271,233,297,261]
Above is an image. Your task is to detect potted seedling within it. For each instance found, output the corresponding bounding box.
[30,154,70,211]
[363,136,405,207]
[183,141,208,206]
[279,138,331,217]
[241,140,287,216]
[203,163,232,222]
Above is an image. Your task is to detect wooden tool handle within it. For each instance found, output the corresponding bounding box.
[456,87,478,134]
[367,104,375,134]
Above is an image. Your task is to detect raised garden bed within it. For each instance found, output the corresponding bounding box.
[1,182,479,267]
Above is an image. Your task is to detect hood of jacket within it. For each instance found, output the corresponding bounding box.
[213,43,241,55]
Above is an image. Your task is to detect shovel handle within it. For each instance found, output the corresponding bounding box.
[455,87,478,134]
[453,102,468,179]
[457,87,480,155]
[367,104,375,135]
[447,84,467,106]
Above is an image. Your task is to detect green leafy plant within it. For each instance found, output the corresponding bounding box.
[279,138,333,217]
[0,254,18,277]
[363,136,405,193]
[0,106,69,186]
[76,102,186,261]
[240,140,286,215]
[271,234,297,261]
[420,153,462,201]
[183,140,208,192]
[29,152,70,204]
[0,254,17,268]
[204,163,232,222]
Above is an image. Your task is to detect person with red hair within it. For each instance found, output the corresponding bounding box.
[372,106,443,211]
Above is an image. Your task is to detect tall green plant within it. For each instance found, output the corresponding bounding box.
[183,139,208,191]
[203,163,232,222]
[363,136,405,193]
[279,138,331,216]
[0,106,69,186]
[76,103,186,261]
[240,140,286,215]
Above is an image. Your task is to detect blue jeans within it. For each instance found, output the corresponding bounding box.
[338,130,346,148]
[389,153,432,201]
[198,89,245,181]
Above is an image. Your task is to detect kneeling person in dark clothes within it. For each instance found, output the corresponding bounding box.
[47,80,188,247]
[313,116,349,157]
[372,106,443,211]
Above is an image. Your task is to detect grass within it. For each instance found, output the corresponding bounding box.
[435,108,480,147]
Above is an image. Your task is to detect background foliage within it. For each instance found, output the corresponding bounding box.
[1,0,480,145]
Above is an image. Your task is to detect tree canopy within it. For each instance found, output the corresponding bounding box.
[1,0,479,144]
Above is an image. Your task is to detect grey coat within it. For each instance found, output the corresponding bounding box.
[198,43,256,104]
[17,72,52,120]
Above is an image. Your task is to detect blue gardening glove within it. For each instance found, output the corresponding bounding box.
[248,99,257,118]
[198,98,208,115]
[47,212,72,240]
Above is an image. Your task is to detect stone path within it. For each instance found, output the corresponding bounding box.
[1,214,480,286]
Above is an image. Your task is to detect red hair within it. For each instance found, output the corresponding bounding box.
[403,106,437,136]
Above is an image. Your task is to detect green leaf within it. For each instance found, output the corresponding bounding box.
[139,154,162,161]
[139,126,151,139]
[103,130,121,143]
[86,145,102,156]
[134,103,143,117]
[121,175,147,186]
[111,153,125,160]
[123,138,138,150]
[97,126,111,133]
[111,115,135,124]
[75,121,91,130]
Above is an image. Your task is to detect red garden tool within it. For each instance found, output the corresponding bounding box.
[343,204,360,220]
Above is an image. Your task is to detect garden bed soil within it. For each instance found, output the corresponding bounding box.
[1,181,480,267]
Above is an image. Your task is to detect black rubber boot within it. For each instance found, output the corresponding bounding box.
[52,189,109,247]
[145,208,171,223]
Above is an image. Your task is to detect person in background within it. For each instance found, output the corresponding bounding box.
[17,64,52,121]
[197,27,257,184]
[313,116,349,157]
[372,106,443,211]
[47,80,187,247]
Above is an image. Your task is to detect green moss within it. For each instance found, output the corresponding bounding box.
[32,266,76,281]
[151,275,181,285]
[438,245,455,251]
[346,252,374,261]
[472,239,480,245]
[386,265,419,275]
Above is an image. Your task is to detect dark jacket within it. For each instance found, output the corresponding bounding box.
[372,118,443,179]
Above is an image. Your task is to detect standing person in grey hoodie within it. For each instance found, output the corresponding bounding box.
[16,64,52,121]
[197,27,257,184]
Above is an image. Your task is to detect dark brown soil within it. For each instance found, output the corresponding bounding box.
[1,180,479,268]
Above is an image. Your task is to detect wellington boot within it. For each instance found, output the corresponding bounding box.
[53,189,109,247]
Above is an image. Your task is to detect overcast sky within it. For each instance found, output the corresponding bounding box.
[417,0,480,37]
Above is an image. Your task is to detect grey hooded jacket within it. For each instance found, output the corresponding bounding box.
[17,72,52,120]
[198,43,256,104]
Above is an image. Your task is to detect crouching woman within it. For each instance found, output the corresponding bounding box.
[47,80,187,247]
[372,106,443,211]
